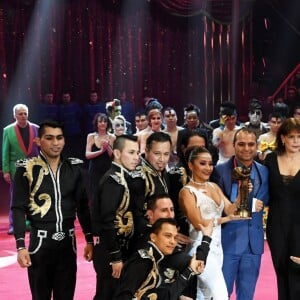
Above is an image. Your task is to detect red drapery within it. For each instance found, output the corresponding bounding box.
[0,0,253,125]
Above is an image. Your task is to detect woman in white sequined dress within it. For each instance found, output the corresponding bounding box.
[179,146,244,300]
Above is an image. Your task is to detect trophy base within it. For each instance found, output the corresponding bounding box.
[237,209,251,218]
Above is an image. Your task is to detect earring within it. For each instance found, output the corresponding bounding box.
[282,141,285,146]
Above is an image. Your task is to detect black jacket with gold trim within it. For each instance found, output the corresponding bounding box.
[113,241,197,300]
[12,153,93,249]
[130,156,171,236]
[92,162,134,262]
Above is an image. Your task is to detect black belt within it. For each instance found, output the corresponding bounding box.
[33,228,75,242]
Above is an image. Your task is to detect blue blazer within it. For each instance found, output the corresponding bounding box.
[214,157,269,255]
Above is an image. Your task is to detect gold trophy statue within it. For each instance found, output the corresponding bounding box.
[232,166,251,218]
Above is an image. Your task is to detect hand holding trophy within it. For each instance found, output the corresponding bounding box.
[232,166,252,218]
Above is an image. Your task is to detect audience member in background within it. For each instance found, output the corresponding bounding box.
[38,92,59,123]
[213,127,269,300]
[209,101,241,129]
[58,92,83,159]
[179,146,246,300]
[85,113,115,202]
[112,115,127,137]
[11,120,93,300]
[92,135,139,300]
[2,104,39,235]
[212,103,241,164]
[163,106,184,168]
[144,97,163,115]
[177,104,214,163]
[83,91,106,134]
[244,99,268,137]
[113,218,209,300]
[134,110,148,134]
[257,112,283,161]
[139,108,163,154]
[118,91,135,126]
[106,99,132,134]
[292,103,300,121]
[265,118,300,300]
[273,102,290,119]
[285,85,300,114]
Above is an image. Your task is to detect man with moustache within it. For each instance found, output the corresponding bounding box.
[131,132,172,237]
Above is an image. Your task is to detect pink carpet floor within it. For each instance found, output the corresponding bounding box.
[0,215,277,299]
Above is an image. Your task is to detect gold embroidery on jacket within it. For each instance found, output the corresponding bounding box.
[134,248,159,299]
[23,157,51,218]
[112,169,133,237]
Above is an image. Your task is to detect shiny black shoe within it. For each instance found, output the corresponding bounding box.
[7,228,14,235]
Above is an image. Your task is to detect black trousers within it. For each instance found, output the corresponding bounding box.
[28,229,77,300]
[92,242,119,300]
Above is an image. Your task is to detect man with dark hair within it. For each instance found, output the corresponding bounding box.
[92,134,140,300]
[134,110,148,133]
[11,119,93,300]
[131,132,172,237]
[212,102,241,164]
[177,103,215,164]
[213,127,269,300]
[209,101,240,129]
[113,218,212,300]
[83,91,106,134]
[58,92,83,158]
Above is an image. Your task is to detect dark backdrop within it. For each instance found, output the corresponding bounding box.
[0,0,254,127]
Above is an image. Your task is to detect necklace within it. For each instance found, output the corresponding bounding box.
[190,178,208,187]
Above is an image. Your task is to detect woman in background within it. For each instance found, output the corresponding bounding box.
[85,113,115,200]
[265,117,300,300]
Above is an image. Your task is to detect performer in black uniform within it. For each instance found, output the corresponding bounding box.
[92,135,140,300]
[131,131,172,237]
[11,120,93,300]
[113,218,211,300]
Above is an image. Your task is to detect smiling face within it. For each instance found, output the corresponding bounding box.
[36,127,65,160]
[149,111,162,131]
[150,223,177,255]
[188,152,213,182]
[145,141,171,174]
[234,130,257,166]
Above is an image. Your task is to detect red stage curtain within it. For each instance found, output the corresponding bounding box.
[0,0,253,125]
